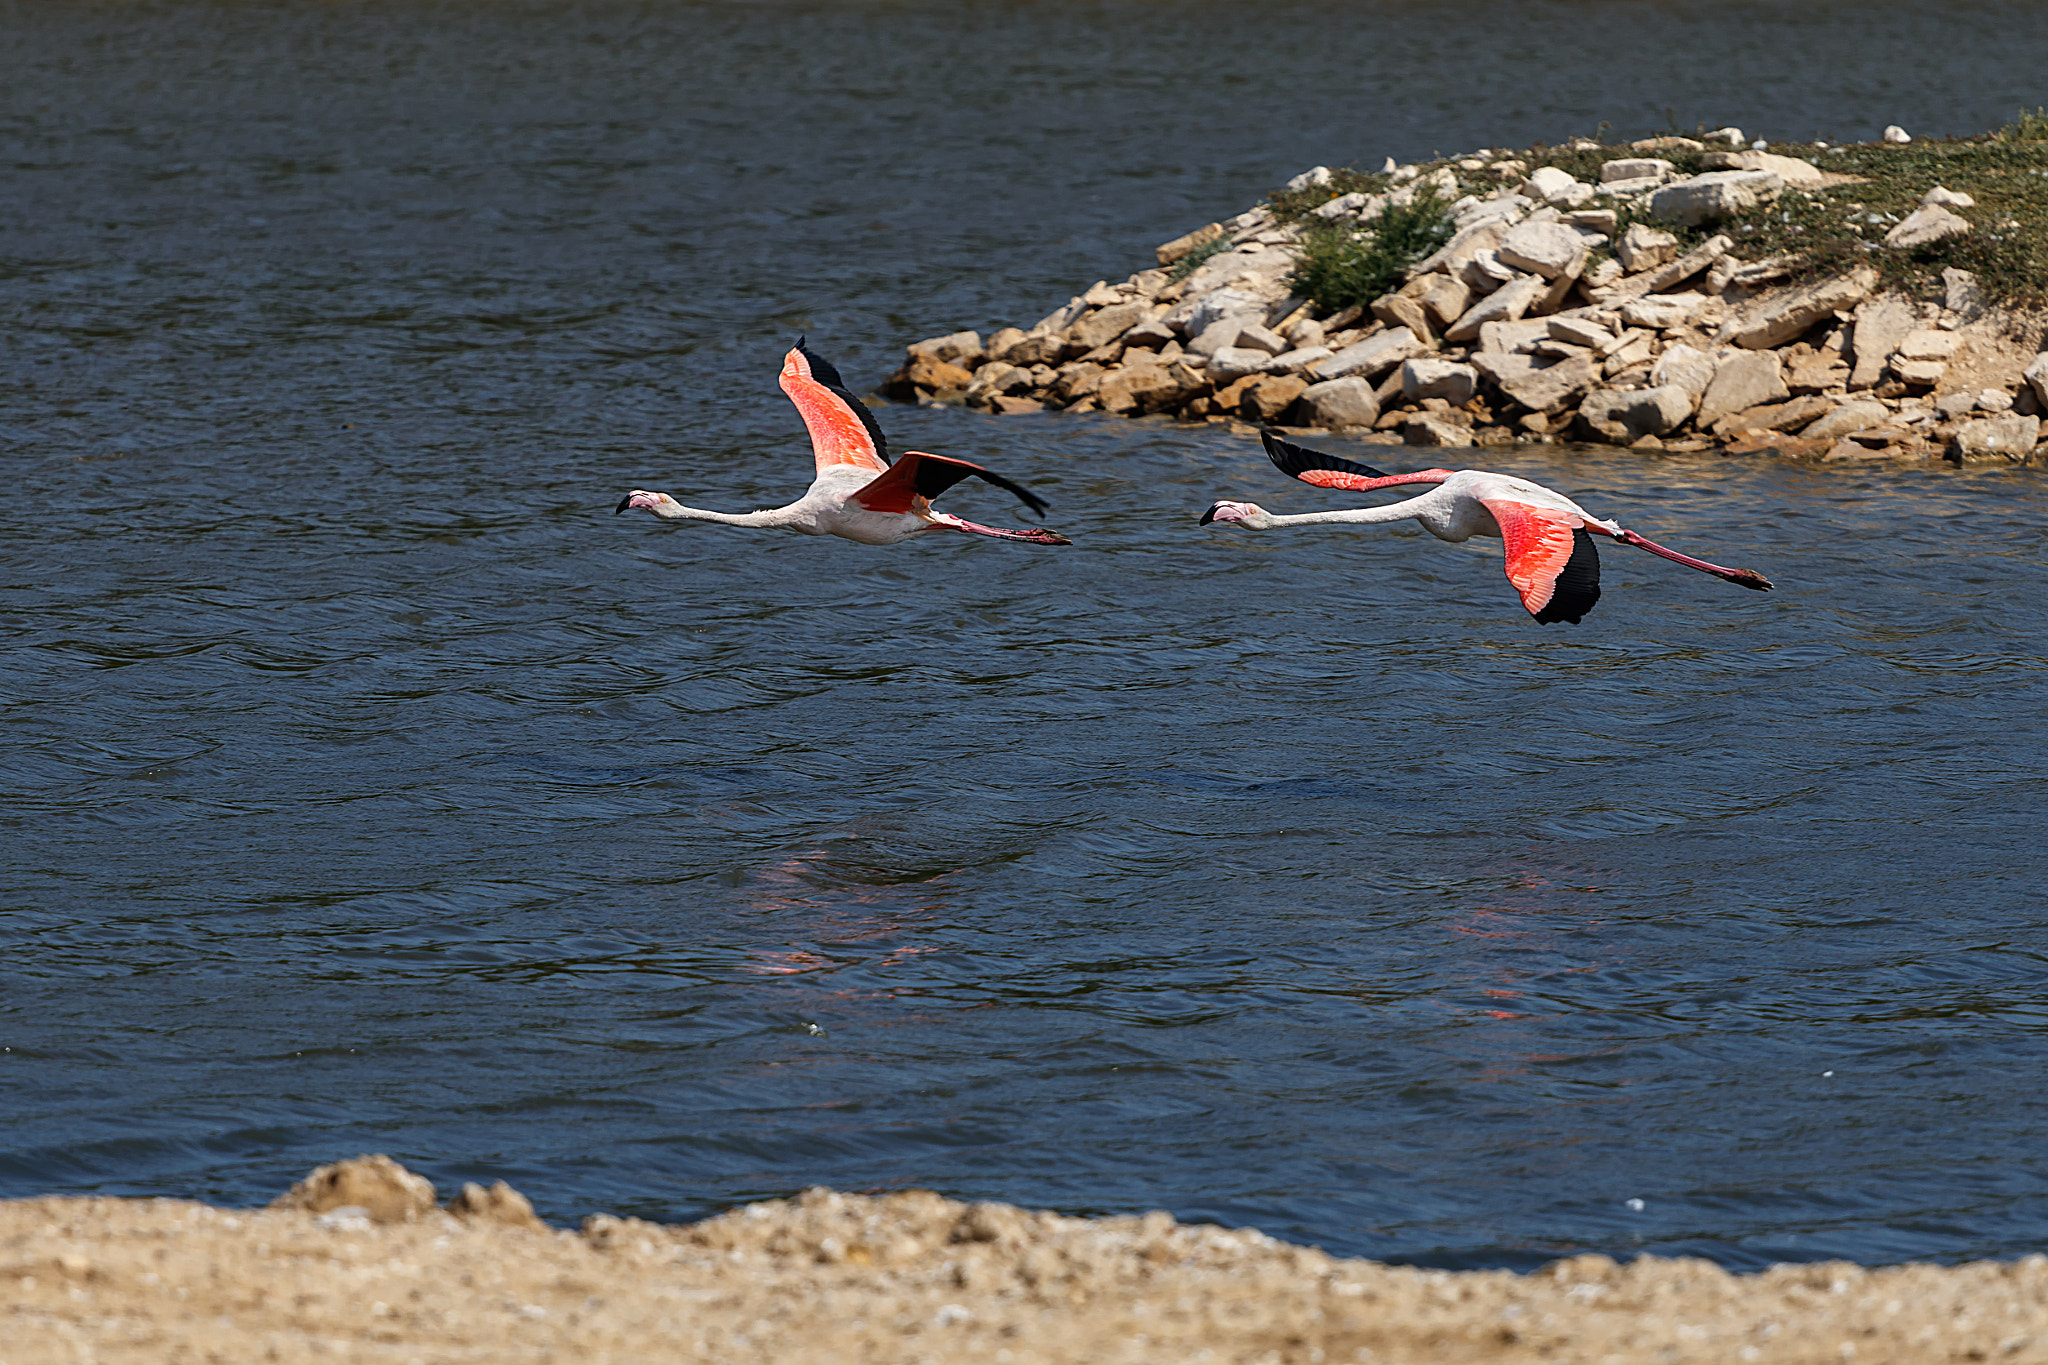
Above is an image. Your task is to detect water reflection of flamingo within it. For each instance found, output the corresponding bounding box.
[1200,431,1772,624]
[615,341,1070,546]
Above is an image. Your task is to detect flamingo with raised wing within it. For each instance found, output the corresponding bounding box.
[615,341,1070,546]
[1200,431,1772,624]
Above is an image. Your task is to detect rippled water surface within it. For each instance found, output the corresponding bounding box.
[6,0,2048,1270]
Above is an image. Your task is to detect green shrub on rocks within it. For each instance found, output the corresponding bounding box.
[1288,188,1454,313]
[1166,234,1231,284]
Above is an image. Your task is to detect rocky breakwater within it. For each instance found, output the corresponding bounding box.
[885,125,2048,465]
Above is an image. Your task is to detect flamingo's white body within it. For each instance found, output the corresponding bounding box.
[1203,432,1772,624]
[617,342,1069,547]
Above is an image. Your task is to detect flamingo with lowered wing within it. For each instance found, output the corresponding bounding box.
[1200,431,1772,624]
[616,341,1070,546]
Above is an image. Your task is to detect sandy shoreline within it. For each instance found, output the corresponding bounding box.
[3,1159,2043,1364]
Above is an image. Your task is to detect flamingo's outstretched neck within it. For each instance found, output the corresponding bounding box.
[615,490,798,528]
[929,511,1071,546]
[1609,528,1773,591]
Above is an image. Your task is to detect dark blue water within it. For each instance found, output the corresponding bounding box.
[6,0,2048,1272]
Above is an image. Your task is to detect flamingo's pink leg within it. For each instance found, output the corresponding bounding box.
[928,511,1071,546]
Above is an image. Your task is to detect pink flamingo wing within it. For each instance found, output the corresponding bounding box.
[779,344,890,475]
[1479,496,1601,623]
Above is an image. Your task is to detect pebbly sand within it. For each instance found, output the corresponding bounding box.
[2,1158,2043,1364]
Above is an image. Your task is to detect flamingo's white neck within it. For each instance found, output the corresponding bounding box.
[619,490,800,528]
[1208,492,1437,531]
[654,502,795,528]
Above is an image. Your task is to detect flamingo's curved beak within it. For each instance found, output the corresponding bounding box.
[1198,504,1220,526]
[613,495,634,515]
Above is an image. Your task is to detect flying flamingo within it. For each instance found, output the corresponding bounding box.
[1199,431,1772,624]
[614,341,1070,546]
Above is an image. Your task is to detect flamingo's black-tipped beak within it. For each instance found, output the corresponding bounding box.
[613,495,634,515]
[1198,504,1220,526]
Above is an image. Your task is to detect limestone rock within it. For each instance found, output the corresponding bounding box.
[1616,224,1679,274]
[1547,317,1615,350]
[1189,318,1250,358]
[2024,352,2048,410]
[1404,414,1475,447]
[1297,376,1381,429]
[1049,362,1107,403]
[1031,297,1089,336]
[984,327,1027,361]
[1371,293,1435,339]
[1284,166,1333,193]
[1608,235,1735,301]
[1720,266,1877,350]
[1494,354,1598,414]
[1951,414,2040,462]
[1308,327,1426,380]
[1697,351,1790,430]
[447,1181,547,1232]
[1267,346,1333,373]
[908,331,983,366]
[1894,358,1948,386]
[1116,322,1170,355]
[1713,150,1828,189]
[1419,275,1472,329]
[1244,374,1310,422]
[1208,346,1278,383]
[1800,400,1891,442]
[1884,205,1970,249]
[1177,286,1269,339]
[1719,394,1834,434]
[1401,359,1479,406]
[1646,170,1783,227]
[1285,318,1327,350]
[1099,361,1202,415]
[1897,329,1960,362]
[1459,246,1519,293]
[1942,267,1985,319]
[272,1155,437,1225]
[994,330,1067,367]
[1922,185,1976,210]
[1496,221,1587,280]
[1444,274,1545,343]
[903,353,973,393]
[1477,318,1551,354]
[1070,300,1149,352]
[1600,158,1673,184]
[1233,322,1289,356]
[1156,222,1224,267]
[964,362,1026,406]
[1849,299,1917,389]
[1580,385,1694,441]
[1884,125,1912,144]
[1620,293,1705,331]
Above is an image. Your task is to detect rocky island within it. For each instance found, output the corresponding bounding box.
[885,120,2048,464]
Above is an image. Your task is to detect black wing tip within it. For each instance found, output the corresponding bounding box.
[794,336,848,391]
[1257,427,1392,482]
[1532,526,1602,625]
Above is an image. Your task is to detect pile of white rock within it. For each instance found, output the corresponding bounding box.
[884,132,2048,465]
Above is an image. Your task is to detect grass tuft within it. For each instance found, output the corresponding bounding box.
[1287,189,1454,313]
[1166,235,1232,284]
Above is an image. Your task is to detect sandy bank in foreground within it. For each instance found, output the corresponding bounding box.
[4,1165,2045,1364]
